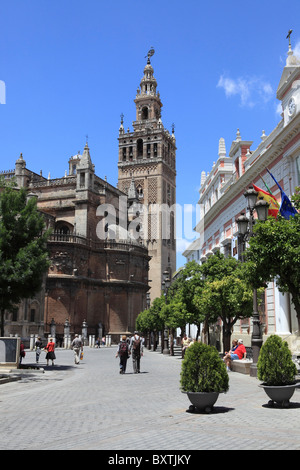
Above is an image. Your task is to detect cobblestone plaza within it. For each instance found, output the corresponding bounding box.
[1,346,300,452]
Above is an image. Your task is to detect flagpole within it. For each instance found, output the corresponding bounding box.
[259,173,280,208]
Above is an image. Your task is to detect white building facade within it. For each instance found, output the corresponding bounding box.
[183,41,300,353]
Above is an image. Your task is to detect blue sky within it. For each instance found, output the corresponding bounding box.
[1,0,300,268]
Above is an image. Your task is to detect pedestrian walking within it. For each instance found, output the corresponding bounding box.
[35,337,43,363]
[44,338,56,366]
[19,341,26,364]
[129,331,143,373]
[71,334,83,364]
[115,335,130,374]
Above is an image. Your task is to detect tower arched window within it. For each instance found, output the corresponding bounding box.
[142,107,148,120]
[137,139,143,158]
[137,185,143,198]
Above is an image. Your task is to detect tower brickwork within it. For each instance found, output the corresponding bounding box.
[118,55,176,301]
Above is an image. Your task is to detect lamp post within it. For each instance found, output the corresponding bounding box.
[161,270,171,355]
[236,186,269,377]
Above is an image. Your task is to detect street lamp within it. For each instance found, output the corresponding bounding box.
[236,186,269,377]
[162,270,171,355]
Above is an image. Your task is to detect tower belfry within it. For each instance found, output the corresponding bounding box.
[118,52,176,302]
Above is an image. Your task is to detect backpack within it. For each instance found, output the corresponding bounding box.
[132,336,141,352]
[119,341,128,356]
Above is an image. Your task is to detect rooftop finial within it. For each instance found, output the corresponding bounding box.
[145,47,155,64]
[286,29,293,49]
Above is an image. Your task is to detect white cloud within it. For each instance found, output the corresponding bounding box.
[294,40,300,59]
[217,75,273,108]
[176,238,194,253]
[275,102,282,116]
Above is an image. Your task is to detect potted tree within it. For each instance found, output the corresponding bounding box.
[180,341,229,413]
[257,335,299,407]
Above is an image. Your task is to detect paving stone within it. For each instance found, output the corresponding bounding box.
[0,347,300,450]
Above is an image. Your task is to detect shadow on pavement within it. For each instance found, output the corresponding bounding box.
[186,406,234,414]
[20,363,76,372]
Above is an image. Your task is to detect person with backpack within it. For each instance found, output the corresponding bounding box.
[115,335,130,374]
[129,331,143,374]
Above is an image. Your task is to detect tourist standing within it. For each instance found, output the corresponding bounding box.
[44,338,56,366]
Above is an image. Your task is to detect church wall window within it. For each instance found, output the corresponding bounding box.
[12,308,18,322]
[30,309,36,323]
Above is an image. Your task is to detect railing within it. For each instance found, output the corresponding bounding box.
[48,232,147,253]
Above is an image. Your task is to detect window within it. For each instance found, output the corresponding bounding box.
[12,308,18,322]
[224,242,231,258]
[137,185,143,198]
[296,155,300,185]
[142,107,148,120]
[137,139,143,158]
[30,309,36,323]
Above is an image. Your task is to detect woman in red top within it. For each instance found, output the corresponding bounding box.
[45,338,56,366]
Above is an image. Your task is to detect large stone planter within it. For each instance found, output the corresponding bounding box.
[184,391,221,413]
[259,383,299,408]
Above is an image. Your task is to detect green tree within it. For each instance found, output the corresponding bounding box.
[136,295,165,349]
[0,186,51,335]
[193,252,255,352]
[245,188,300,331]
[165,261,205,337]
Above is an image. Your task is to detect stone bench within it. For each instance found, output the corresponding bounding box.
[231,359,253,374]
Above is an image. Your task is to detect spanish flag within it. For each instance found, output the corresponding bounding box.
[252,183,279,218]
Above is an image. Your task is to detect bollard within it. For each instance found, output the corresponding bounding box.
[30,334,34,351]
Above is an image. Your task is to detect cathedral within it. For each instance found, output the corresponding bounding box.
[0,53,177,343]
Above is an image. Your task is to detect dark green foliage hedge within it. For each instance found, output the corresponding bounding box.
[257,335,297,386]
[180,341,229,393]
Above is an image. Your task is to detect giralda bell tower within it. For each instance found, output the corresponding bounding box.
[118,50,176,302]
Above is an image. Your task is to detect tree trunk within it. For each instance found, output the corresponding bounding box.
[222,321,232,353]
[170,328,174,356]
[196,323,201,340]
[202,318,210,344]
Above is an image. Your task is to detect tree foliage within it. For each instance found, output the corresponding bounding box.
[0,186,51,335]
[193,253,255,351]
[164,261,205,333]
[136,253,255,353]
[245,188,300,329]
